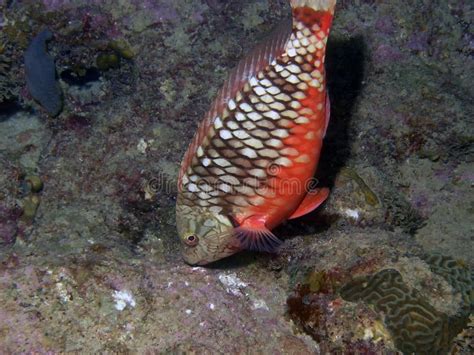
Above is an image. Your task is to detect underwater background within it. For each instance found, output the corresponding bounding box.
[0,0,472,353]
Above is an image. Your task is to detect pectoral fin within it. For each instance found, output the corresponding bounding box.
[232,215,281,252]
[288,188,329,220]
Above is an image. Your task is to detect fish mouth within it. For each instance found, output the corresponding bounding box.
[181,236,241,266]
[181,248,212,266]
[182,254,214,266]
[181,246,238,266]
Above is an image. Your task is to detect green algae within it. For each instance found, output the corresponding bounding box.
[96,39,134,72]
[22,194,40,221]
[340,167,379,206]
[305,270,337,293]
[96,52,120,71]
[24,175,43,193]
[109,39,135,60]
[2,18,31,49]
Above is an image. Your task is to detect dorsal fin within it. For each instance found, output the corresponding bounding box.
[209,17,293,119]
[178,18,293,188]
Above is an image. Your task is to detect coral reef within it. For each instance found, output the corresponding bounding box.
[0,45,16,105]
[0,0,471,352]
[287,282,398,353]
[284,227,472,354]
[335,255,473,354]
[451,315,474,355]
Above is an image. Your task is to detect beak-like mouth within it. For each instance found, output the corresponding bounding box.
[181,250,208,266]
[181,234,241,266]
[182,255,211,266]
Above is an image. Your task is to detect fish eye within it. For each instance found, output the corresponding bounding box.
[184,234,199,247]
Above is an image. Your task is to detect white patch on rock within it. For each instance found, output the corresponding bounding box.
[218,273,248,296]
[344,208,360,220]
[251,299,269,311]
[363,328,374,340]
[55,282,70,303]
[137,138,147,154]
[113,290,136,311]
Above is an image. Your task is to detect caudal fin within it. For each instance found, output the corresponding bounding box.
[290,0,336,13]
[290,0,336,35]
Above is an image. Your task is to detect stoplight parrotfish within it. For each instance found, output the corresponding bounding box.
[176,0,336,265]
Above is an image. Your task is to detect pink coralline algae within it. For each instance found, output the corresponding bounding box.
[0,205,21,247]
[41,0,180,29]
[0,222,17,246]
[373,44,403,63]
[130,0,179,22]
[406,32,430,52]
[41,0,79,11]
[375,16,396,35]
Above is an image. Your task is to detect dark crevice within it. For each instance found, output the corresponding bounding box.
[60,67,101,86]
[0,100,23,120]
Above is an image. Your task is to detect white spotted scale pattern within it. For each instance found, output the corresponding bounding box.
[180,18,328,211]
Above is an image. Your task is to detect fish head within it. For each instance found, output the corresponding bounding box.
[176,204,240,265]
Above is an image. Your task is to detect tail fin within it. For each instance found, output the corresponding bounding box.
[290,0,336,34]
[290,0,336,13]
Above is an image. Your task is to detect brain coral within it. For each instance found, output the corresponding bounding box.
[340,268,461,354]
[423,253,473,315]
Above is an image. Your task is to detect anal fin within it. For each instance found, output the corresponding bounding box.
[288,188,329,220]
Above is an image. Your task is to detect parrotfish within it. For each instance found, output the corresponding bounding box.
[176,0,336,265]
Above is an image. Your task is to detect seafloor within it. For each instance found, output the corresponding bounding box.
[0,0,472,353]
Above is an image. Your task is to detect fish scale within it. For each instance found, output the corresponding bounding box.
[181,21,327,215]
[177,0,336,265]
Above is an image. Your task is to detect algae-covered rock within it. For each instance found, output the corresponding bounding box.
[22,194,40,221]
[96,52,120,71]
[109,39,135,59]
[24,175,43,193]
[24,29,63,116]
[0,0,471,353]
